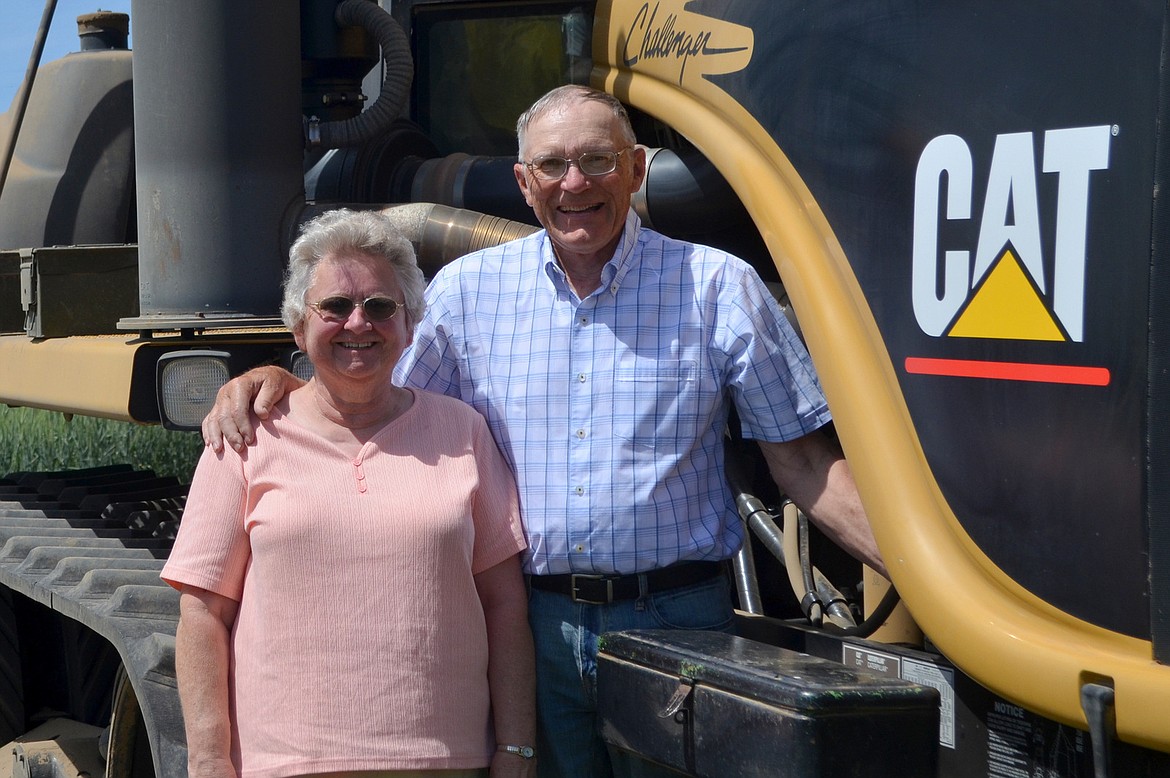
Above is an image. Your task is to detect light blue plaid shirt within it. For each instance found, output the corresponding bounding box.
[395,211,831,575]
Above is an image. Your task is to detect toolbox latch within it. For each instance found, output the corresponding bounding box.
[19,249,35,332]
[658,678,694,720]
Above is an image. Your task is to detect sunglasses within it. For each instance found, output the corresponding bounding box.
[309,295,403,322]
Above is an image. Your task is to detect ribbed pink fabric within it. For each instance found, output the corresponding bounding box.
[162,389,525,778]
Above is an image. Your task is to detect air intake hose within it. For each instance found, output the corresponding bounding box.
[305,0,412,149]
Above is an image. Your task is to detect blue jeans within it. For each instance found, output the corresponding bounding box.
[527,573,734,778]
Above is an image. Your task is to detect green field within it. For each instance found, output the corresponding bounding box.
[0,405,202,482]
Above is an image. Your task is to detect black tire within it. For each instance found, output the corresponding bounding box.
[0,587,24,745]
[105,668,157,778]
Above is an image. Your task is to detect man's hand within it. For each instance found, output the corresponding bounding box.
[200,365,304,453]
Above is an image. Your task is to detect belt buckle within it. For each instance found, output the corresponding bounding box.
[570,574,613,604]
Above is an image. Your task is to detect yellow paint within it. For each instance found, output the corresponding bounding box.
[611,0,753,89]
[597,0,1170,752]
[0,334,144,420]
[949,250,1065,341]
[0,329,290,423]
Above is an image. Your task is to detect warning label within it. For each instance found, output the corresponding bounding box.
[902,657,957,749]
[843,645,956,750]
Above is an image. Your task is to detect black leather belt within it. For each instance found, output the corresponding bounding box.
[529,561,724,605]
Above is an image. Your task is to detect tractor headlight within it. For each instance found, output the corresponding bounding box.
[288,350,315,382]
[156,350,231,430]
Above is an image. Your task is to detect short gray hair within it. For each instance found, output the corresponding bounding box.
[516,85,637,159]
[282,208,426,331]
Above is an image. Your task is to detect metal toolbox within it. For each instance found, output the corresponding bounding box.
[0,245,138,338]
[598,629,940,777]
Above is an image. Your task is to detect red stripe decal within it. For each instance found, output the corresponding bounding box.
[904,357,1111,386]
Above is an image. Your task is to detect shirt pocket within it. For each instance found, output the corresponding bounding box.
[612,359,699,450]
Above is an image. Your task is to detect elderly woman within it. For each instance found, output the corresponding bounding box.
[162,209,535,778]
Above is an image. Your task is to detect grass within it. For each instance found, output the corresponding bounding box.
[0,405,202,482]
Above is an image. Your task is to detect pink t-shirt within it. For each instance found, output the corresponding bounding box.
[162,389,525,778]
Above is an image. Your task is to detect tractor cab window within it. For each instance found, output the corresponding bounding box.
[412,4,593,156]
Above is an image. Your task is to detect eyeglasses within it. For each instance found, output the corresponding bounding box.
[524,148,632,181]
[309,295,403,322]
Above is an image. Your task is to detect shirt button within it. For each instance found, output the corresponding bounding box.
[575,428,586,439]
[579,316,589,326]
[610,283,619,294]
[574,486,584,496]
[577,373,587,383]
[574,544,585,553]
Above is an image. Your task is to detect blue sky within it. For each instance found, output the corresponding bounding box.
[1,1,133,112]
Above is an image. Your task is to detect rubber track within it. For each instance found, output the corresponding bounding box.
[0,466,187,777]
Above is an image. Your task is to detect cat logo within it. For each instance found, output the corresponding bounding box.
[908,125,1114,386]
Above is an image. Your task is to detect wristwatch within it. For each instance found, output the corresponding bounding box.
[497,744,536,759]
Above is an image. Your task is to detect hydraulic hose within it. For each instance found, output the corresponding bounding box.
[726,445,784,615]
[786,504,823,626]
[306,0,413,149]
[736,494,827,621]
[779,502,807,606]
[736,493,785,560]
[731,491,779,615]
[823,582,901,639]
[732,534,765,615]
[797,510,816,602]
[784,501,899,637]
[734,484,887,633]
[814,567,858,630]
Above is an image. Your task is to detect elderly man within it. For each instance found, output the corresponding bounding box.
[204,84,885,778]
